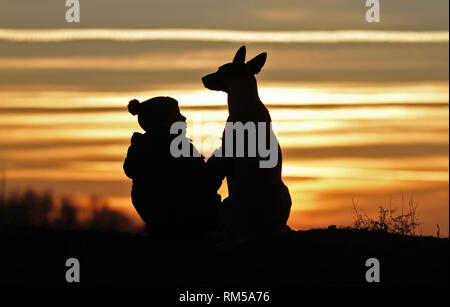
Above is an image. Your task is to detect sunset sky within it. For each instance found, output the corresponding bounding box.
[0,0,448,235]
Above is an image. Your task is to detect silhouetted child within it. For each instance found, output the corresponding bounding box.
[123,97,219,238]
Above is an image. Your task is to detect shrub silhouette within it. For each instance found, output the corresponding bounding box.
[0,188,137,233]
[0,190,53,227]
[88,196,136,232]
[352,194,421,236]
[56,197,79,230]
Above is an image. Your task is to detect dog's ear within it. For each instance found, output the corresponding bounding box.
[233,46,246,65]
[246,53,267,75]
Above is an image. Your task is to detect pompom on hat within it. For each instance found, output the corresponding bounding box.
[128,99,141,116]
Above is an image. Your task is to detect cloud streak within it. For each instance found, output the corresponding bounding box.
[0,29,448,43]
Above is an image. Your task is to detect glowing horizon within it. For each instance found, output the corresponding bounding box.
[0,82,448,108]
[0,28,448,43]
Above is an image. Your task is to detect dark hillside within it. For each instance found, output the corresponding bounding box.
[1,227,447,288]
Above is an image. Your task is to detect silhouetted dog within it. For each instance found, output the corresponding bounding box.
[123,97,219,238]
[203,46,292,235]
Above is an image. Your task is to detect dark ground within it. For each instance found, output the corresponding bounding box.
[0,226,448,289]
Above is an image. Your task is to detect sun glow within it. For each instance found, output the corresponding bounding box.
[0,24,448,236]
